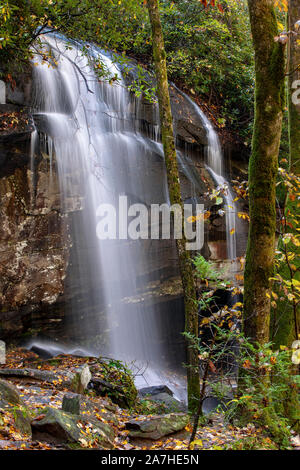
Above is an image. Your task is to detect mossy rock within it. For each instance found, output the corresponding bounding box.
[91,359,137,409]
[0,379,21,405]
[0,379,32,437]
[126,412,189,440]
[31,407,114,449]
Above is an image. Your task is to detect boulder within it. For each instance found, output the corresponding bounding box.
[0,379,32,437]
[61,392,118,426]
[138,385,173,397]
[70,364,91,394]
[11,409,32,437]
[62,393,80,415]
[138,385,186,413]
[90,361,137,408]
[137,85,208,148]
[126,412,189,440]
[30,345,62,360]
[170,86,208,147]
[0,379,20,405]
[31,407,114,448]
[148,393,186,413]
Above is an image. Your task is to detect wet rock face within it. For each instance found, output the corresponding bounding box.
[120,58,208,149]
[0,63,244,343]
[0,65,212,342]
[171,86,208,148]
[0,126,71,338]
[137,85,208,149]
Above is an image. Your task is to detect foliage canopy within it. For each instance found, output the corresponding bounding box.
[0,0,254,138]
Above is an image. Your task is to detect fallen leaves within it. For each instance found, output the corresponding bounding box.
[0,348,292,451]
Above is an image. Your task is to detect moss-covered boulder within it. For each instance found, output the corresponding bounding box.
[90,359,137,408]
[138,386,186,413]
[0,379,20,405]
[61,392,118,426]
[31,407,114,449]
[0,379,32,437]
[126,412,189,440]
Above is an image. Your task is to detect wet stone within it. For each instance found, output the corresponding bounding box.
[62,393,80,415]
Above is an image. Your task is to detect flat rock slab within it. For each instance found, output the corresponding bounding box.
[0,368,72,385]
[31,407,115,449]
[0,366,92,395]
[126,413,189,440]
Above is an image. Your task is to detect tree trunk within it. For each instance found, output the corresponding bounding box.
[272,2,300,350]
[243,0,285,344]
[243,0,298,438]
[279,0,300,432]
[146,0,200,412]
[288,0,300,176]
[287,1,300,345]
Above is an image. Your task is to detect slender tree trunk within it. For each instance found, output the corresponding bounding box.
[243,0,285,344]
[288,0,300,176]
[287,0,300,344]
[146,0,200,412]
[279,0,300,432]
[272,2,300,349]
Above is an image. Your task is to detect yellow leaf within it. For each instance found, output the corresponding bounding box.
[277,22,284,31]
[190,439,203,449]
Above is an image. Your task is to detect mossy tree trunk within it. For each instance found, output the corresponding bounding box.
[272,1,299,353]
[272,1,300,348]
[287,1,300,345]
[243,1,299,437]
[243,0,285,344]
[288,0,300,176]
[146,0,200,412]
[279,0,300,432]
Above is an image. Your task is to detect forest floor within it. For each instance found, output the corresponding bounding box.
[0,348,298,451]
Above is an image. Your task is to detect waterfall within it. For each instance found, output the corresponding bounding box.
[30,34,186,390]
[29,34,237,394]
[205,128,237,262]
[173,87,237,262]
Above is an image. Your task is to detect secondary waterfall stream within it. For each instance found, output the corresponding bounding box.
[29,34,237,393]
[173,87,237,261]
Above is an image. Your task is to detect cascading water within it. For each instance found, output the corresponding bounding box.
[205,129,237,262]
[30,34,186,390]
[29,34,237,396]
[173,87,237,262]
